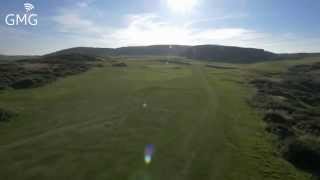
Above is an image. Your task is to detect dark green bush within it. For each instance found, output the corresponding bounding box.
[283,136,320,173]
[0,109,15,122]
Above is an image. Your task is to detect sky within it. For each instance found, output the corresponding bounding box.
[0,0,319,55]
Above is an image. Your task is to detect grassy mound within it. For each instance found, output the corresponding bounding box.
[251,62,320,175]
[0,54,102,89]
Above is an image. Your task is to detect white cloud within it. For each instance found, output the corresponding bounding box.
[108,14,267,48]
[76,2,88,8]
[167,0,200,13]
[76,0,96,8]
[184,13,248,28]
[53,11,105,35]
[109,14,192,46]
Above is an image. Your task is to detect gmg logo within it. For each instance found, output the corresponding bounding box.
[5,3,38,26]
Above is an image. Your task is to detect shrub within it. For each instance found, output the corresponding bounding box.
[0,109,15,122]
[283,136,320,173]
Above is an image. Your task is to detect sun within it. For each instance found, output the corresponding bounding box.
[167,0,199,13]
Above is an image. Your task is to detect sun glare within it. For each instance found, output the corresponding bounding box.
[167,0,199,13]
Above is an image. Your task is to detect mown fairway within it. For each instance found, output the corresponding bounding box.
[0,60,311,180]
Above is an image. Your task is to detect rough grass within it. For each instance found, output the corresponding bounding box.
[0,60,311,180]
[247,57,320,177]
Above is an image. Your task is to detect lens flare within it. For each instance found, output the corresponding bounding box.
[144,144,155,165]
[145,155,152,164]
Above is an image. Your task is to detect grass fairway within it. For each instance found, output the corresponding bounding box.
[0,60,311,180]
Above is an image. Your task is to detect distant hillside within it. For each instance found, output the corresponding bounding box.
[277,53,320,60]
[183,45,277,63]
[45,45,320,63]
[47,47,114,57]
[114,45,190,56]
[47,45,189,57]
[0,55,39,61]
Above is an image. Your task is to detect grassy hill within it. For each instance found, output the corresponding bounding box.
[0,55,40,61]
[47,47,114,57]
[47,45,277,63]
[46,45,190,57]
[46,45,320,63]
[0,58,315,180]
[114,45,189,56]
[247,57,320,175]
[183,45,277,63]
[0,54,102,90]
[1,48,320,179]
